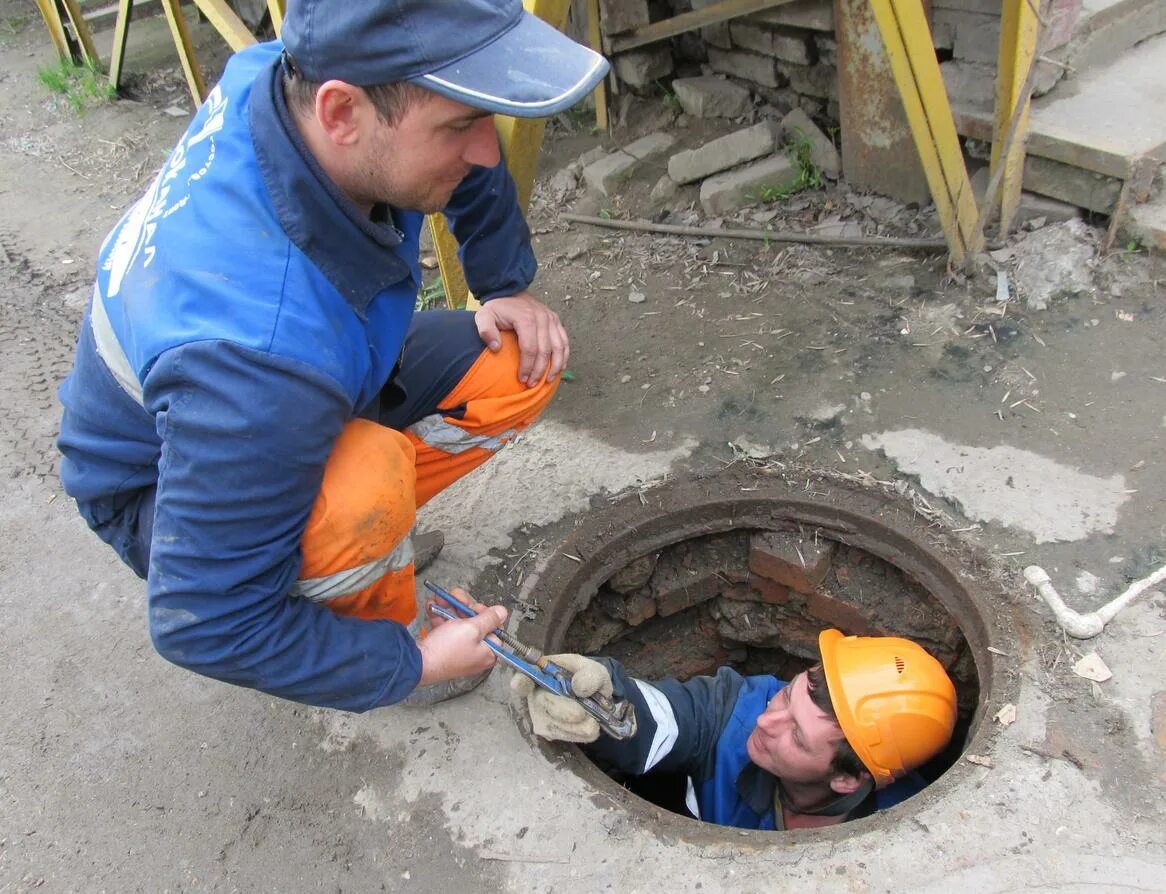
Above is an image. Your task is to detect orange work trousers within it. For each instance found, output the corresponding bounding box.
[293,328,558,628]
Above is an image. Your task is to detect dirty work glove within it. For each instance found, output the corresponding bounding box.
[510,654,613,744]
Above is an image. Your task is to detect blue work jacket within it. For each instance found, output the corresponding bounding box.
[586,661,924,829]
[57,41,535,711]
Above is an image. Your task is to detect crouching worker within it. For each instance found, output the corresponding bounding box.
[55,0,610,710]
[512,630,957,830]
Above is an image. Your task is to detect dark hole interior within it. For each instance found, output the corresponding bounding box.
[562,527,980,820]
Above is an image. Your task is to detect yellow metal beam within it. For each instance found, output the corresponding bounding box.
[267,0,286,36]
[33,0,72,60]
[191,0,255,52]
[428,0,573,310]
[991,0,1039,237]
[586,0,608,131]
[868,0,982,263]
[58,0,100,66]
[160,0,208,105]
[108,0,135,92]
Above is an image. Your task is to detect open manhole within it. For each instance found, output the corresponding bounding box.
[516,467,1018,840]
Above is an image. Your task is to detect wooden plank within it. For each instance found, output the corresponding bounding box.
[608,0,797,53]
[159,0,206,104]
[59,0,101,65]
[991,0,1039,236]
[190,0,256,52]
[34,0,73,59]
[586,0,608,130]
[868,0,981,261]
[108,0,134,90]
[267,0,285,35]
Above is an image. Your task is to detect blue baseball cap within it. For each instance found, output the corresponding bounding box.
[281,0,609,118]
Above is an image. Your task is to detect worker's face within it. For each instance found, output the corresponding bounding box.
[359,91,501,213]
[746,673,847,785]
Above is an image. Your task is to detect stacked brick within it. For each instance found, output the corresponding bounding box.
[563,528,971,697]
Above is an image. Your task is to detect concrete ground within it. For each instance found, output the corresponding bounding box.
[2,7,1164,893]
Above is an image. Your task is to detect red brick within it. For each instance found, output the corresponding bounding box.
[751,575,791,605]
[749,531,836,594]
[807,591,879,635]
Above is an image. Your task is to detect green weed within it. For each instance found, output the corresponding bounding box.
[416,276,447,311]
[785,127,823,192]
[37,57,116,112]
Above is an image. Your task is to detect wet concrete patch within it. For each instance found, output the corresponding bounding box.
[861,428,1130,543]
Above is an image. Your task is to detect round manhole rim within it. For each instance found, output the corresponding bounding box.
[513,467,1022,844]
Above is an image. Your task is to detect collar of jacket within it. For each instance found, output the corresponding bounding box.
[249,52,412,317]
[736,762,875,820]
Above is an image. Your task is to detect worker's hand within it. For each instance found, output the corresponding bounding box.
[510,653,612,743]
[415,590,507,686]
[475,291,569,387]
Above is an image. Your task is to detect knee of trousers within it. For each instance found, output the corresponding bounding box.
[292,419,420,624]
[410,332,561,504]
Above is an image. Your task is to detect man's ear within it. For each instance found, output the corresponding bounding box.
[314,81,374,146]
[828,770,871,795]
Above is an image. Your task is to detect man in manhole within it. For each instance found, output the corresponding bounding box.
[513,629,957,830]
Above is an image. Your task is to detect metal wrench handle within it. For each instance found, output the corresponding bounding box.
[422,581,638,739]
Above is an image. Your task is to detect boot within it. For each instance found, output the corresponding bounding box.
[400,668,492,706]
[413,529,444,573]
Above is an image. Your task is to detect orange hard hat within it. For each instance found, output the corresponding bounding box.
[818,629,958,787]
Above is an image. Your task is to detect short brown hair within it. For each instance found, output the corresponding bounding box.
[806,664,868,779]
[282,61,430,126]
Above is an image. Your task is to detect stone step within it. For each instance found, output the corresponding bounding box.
[1049,0,1166,82]
[1123,190,1166,251]
[950,32,1166,210]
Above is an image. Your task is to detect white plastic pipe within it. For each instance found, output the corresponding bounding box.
[1023,564,1166,639]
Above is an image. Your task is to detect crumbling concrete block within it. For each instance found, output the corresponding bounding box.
[969,166,1081,227]
[649,174,679,204]
[750,0,834,32]
[699,153,800,215]
[598,0,649,37]
[749,531,836,594]
[623,131,676,161]
[703,22,733,49]
[780,107,840,179]
[729,22,814,64]
[582,150,637,196]
[672,76,753,119]
[934,9,1001,64]
[941,60,996,107]
[707,47,781,88]
[776,61,836,100]
[668,121,780,185]
[613,47,674,88]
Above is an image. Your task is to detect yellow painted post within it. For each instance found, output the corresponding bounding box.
[868,0,982,262]
[108,0,135,92]
[191,0,256,52]
[267,0,286,36]
[428,0,573,310]
[990,0,1038,237]
[587,0,608,131]
[160,0,208,104]
[33,0,73,60]
[58,0,100,67]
